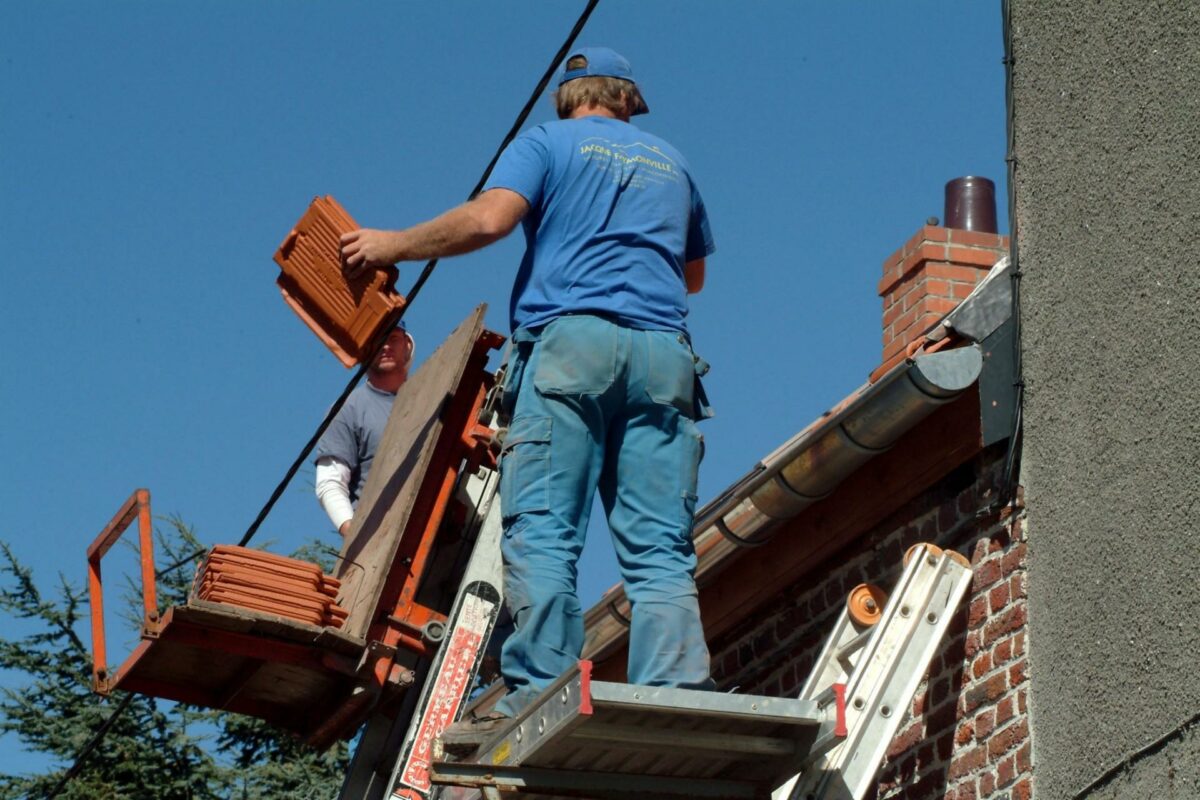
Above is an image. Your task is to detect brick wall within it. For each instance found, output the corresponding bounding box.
[878,226,1009,364]
[708,446,1032,799]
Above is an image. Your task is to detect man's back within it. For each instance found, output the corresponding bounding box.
[487,116,712,333]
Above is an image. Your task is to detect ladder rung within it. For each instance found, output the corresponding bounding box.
[834,628,873,662]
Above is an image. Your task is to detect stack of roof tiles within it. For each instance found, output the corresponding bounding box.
[192,545,348,629]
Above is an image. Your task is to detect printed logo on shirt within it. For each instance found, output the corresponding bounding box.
[578,137,682,189]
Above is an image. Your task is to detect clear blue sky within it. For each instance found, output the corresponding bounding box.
[0,1,1006,775]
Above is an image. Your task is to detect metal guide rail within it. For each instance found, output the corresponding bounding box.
[426,543,971,800]
[340,442,506,800]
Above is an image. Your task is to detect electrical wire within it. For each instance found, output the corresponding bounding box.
[242,0,598,547]
[153,0,601,581]
[999,0,1025,508]
[403,0,600,306]
[45,693,134,799]
[1071,708,1200,800]
[52,4,603,793]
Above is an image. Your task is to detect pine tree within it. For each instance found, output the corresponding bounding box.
[0,518,349,799]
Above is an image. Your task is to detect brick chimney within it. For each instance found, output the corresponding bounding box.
[876,179,1009,376]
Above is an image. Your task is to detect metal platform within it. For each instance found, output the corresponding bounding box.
[430,662,832,799]
[422,545,972,800]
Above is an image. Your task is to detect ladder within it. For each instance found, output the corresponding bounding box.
[775,543,972,800]
[422,543,971,800]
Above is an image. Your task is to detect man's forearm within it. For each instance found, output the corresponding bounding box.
[315,457,355,535]
[391,202,507,261]
[341,190,528,273]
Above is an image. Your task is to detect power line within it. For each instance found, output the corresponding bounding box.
[46,693,134,799]
[999,0,1024,509]
[53,4,602,793]
[241,0,600,544]
[154,0,602,580]
[404,0,600,306]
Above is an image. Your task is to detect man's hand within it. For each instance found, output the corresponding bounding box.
[339,520,352,537]
[340,228,405,279]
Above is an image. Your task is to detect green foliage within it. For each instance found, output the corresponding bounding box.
[0,518,349,799]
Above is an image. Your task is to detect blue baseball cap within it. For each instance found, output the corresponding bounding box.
[559,47,649,115]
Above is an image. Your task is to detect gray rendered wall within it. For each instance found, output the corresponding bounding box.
[1013,2,1200,799]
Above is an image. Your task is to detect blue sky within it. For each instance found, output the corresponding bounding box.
[0,1,1006,775]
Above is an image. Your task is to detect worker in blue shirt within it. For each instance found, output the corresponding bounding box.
[341,46,716,749]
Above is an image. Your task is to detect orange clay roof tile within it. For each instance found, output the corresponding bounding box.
[273,196,407,368]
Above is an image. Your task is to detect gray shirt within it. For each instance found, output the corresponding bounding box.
[314,381,395,503]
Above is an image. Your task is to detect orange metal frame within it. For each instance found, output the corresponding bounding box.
[86,328,506,747]
[87,488,157,693]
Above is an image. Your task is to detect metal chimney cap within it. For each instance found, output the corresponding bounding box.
[944,176,998,233]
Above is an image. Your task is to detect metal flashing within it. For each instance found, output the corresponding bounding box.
[938,255,1014,343]
[978,317,1018,447]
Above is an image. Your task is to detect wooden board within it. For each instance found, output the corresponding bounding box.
[177,601,363,655]
[335,306,488,640]
[112,605,357,733]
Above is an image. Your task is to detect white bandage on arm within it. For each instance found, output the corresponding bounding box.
[315,456,355,532]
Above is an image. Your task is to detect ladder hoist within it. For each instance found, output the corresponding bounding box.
[87,305,972,800]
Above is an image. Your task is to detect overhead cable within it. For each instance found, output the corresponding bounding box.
[45,693,134,799]
[238,0,600,547]
[152,0,602,581]
[999,0,1024,508]
[53,4,603,792]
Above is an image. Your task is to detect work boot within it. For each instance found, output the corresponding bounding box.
[438,710,511,757]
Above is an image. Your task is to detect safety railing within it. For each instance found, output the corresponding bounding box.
[86,488,157,693]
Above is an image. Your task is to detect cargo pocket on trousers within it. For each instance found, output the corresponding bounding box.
[500,416,552,519]
[532,316,617,396]
[681,490,699,528]
[646,332,696,416]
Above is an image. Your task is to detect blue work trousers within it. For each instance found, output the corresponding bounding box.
[493,314,713,717]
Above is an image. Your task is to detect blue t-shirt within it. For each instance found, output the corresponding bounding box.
[482,116,715,333]
[314,381,394,503]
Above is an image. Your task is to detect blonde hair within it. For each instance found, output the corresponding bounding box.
[554,56,644,119]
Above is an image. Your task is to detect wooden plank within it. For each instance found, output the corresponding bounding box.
[118,631,346,713]
[335,306,488,640]
[238,661,337,707]
[214,659,265,708]
[176,602,363,655]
